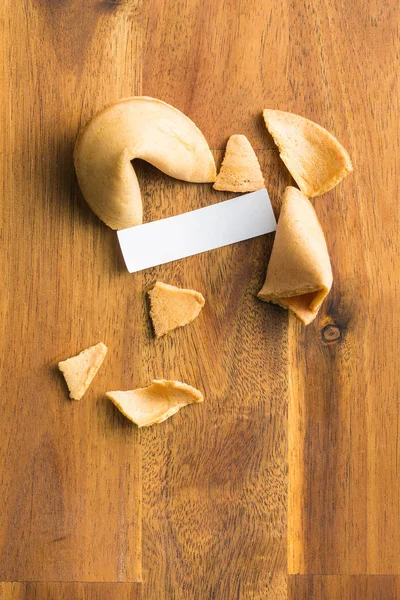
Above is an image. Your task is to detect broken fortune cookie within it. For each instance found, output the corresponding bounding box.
[74,96,216,230]
[263,109,353,197]
[148,281,205,337]
[258,186,332,325]
[58,342,107,400]
[106,380,204,427]
[213,134,264,192]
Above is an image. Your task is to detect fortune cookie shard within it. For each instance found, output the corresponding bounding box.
[58,342,107,400]
[106,380,204,427]
[213,134,264,192]
[258,187,332,325]
[263,109,353,197]
[74,96,216,230]
[148,282,205,337]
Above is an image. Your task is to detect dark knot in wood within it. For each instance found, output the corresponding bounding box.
[321,324,342,344]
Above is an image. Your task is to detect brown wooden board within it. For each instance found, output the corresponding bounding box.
[1,0,399,598]
[289,576,400,600]
[0,0,287,596]
[0,583,141,600]
[287,0,400,577]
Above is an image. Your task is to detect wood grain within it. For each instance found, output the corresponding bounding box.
[0,0,288,597]
[138,156,287,599]
[287,0,400,575]
[289,576,400,600]
[0,0,143,583]
[142,0,290,151]
[0,583,141,600]
[1,0,399,598]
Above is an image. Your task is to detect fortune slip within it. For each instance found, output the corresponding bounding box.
[117,188,276,273]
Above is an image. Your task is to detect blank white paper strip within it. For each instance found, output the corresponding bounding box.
[117,188,276,273]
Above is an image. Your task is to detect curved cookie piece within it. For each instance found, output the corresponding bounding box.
[213,134,264,192]
[263,109,353,197]
[74,97,216,230]
[148,282,205,337]
[58,342,107,400]
[258,187,332,325]
[106,380,204,427]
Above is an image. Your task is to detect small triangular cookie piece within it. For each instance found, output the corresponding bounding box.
[106,380,204,427]
[58,342,107,400]
[263,109,353,197]
[258,187,332,325]
[213,134,264,192]
[148,282,205,337]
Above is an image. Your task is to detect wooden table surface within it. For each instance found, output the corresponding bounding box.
[1,0,398,598]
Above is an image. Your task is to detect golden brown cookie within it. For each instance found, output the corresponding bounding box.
[106,380,204,427]
[58,342,107,400]
[148,282,205,337]
[213,134,264,192]
[258,187,332,324]
[74,97,216,229]
[263,109,352,197]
